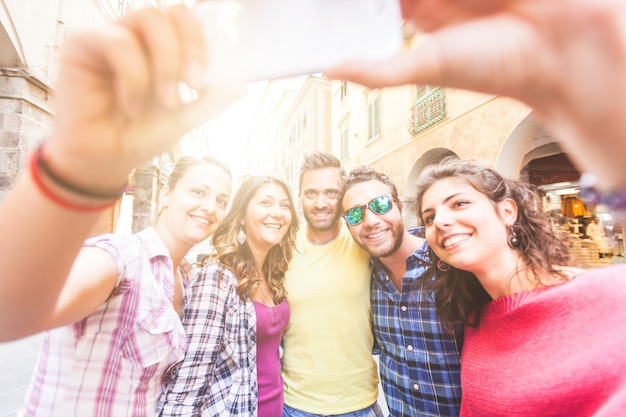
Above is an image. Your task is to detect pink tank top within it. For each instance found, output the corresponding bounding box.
[253,299,290,417]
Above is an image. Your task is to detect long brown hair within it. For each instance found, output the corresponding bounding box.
[415,157,571,328]
[205,176,298,304]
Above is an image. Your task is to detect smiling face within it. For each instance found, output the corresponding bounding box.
[341,179,404,258]
[420,176,516,275]
[299,167,342,231]
[243,182,293,257]
[159,163,232,248]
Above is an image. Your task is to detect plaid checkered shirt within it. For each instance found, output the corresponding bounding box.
[19,227,191,417]
[157,261,257,417]
[370,228,464,417]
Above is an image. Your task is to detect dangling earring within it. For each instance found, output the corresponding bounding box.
[508,225,520,248]
[437,259,450,272]
[237,226,247,245]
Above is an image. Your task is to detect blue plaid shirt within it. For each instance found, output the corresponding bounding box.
[371,228,463,417]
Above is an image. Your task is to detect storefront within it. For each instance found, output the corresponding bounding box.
[529,154,624,266]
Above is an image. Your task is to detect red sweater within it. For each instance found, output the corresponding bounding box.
[460,265,626,416]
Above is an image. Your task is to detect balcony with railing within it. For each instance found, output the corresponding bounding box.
[408,86,445,135]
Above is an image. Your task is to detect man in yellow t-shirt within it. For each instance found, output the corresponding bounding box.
[282,151,382,417]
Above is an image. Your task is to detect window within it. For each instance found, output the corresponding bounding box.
[340,81,348,100]
[367,95,381,141]
[289,125,297,144]
[340,124,349,160]
[409,85,445,135]
[300,111,307,133]
[117,0,128,15]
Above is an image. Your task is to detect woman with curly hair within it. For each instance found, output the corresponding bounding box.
[415,157,626,416]
[158,175,298,417]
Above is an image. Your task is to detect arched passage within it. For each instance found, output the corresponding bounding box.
[403,147,457,228]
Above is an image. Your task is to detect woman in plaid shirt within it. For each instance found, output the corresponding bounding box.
[19,153,233,417]
[158,176,298,417]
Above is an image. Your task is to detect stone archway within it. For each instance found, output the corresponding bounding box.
[495,113,544,178]
[0,10,26,68]
[495,111,579,185]
[403,147,458,228]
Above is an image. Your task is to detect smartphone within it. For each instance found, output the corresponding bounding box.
[194,0,404,85]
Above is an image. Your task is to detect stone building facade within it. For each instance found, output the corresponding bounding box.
[242,72,616,266]
[0,0,191,235]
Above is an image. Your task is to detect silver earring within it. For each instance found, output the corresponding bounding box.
[508,226,520,248]
[437,259,450,272]
[237,226,247,245]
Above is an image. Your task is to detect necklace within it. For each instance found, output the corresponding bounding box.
[258,283,276,306]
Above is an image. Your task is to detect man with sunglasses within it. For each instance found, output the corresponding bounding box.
[341,165,463,417]
[281,151,383,417]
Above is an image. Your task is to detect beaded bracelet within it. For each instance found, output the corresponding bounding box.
[579,172,626,211]
[30,144,128,212]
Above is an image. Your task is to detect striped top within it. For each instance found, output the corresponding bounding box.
[19,227,191,417]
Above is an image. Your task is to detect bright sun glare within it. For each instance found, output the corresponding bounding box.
[181,81,268,183]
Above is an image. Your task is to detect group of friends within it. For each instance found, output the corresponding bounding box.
[1,1,625,416]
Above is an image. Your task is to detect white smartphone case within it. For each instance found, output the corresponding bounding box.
[194,0,404,85]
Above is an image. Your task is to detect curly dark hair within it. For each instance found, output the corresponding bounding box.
[415,157,572,328]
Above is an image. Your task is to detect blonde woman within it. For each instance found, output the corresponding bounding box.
[19,155,232,417]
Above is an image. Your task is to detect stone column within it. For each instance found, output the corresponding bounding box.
[0,71,53,203]
[131,164,160,233]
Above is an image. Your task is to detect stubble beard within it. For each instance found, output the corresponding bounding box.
[364,221,404,258]
[303,207,341,231]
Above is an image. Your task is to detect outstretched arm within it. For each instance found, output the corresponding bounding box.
[328,0,626,191]
[0,5,244,341]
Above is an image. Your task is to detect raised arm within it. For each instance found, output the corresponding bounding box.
[0,5,244,341]
[327,0,626,192]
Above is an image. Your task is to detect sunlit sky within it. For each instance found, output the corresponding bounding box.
[181,81,268,182]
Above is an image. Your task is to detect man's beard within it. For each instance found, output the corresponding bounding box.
[303,207,341,231]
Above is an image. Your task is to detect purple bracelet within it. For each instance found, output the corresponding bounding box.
[579,172,626,210]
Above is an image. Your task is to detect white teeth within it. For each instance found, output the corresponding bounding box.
[191,215,210,225]
[443,234,470,248]
[367,230,385,239]
[265,224,281,229]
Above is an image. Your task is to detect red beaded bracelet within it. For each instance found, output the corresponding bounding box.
[29,144,126,212]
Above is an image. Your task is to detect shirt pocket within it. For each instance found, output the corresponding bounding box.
[124,309,178,369]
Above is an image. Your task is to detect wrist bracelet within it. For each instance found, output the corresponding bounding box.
[579,172,626,211]
[29,144,127,212]
[35,143,129,199]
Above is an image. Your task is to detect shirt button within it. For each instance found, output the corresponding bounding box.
[413,383,420,391]
[407,345,413,351]
[401,306,407,312]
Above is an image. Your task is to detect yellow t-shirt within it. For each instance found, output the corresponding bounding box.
[281,221,378,414]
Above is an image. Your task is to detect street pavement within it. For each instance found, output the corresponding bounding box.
[0,333,388,417]
[0,333,42,417]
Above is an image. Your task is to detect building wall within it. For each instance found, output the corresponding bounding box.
[251,78,575,231]
[0,0,184,234]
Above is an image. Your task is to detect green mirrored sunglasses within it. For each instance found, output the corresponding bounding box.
[342,194,394,226]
